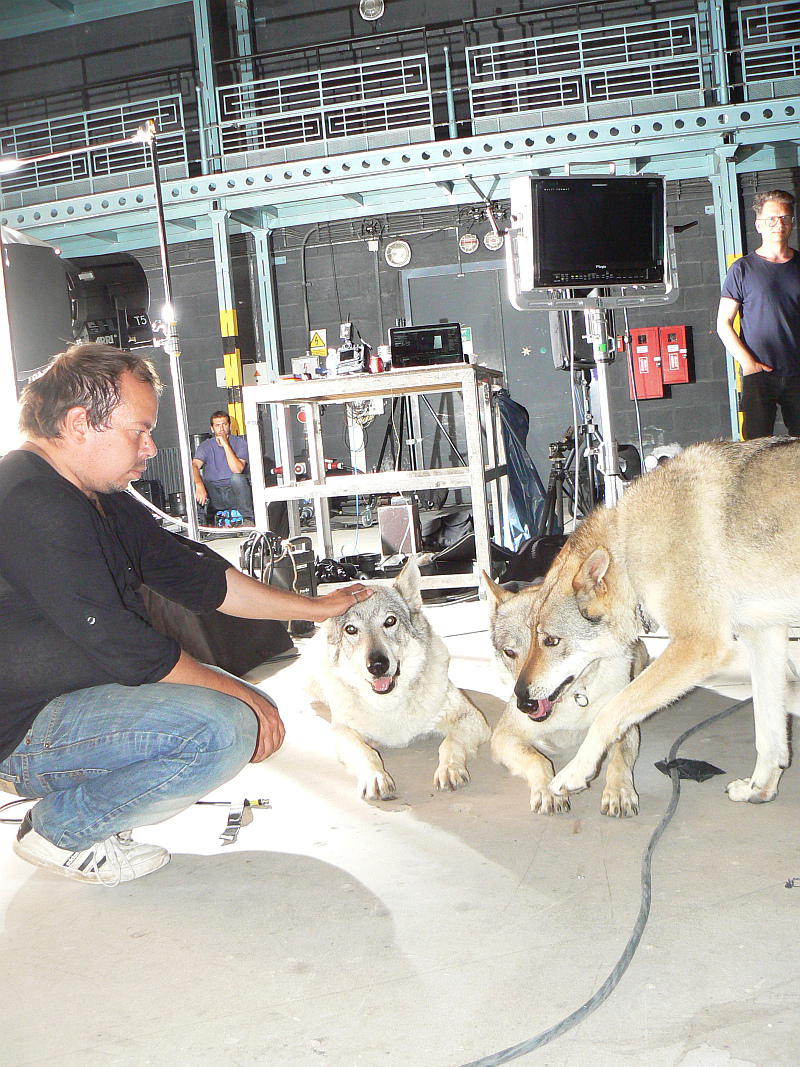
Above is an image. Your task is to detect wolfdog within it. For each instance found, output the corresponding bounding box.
[484,576,647,816]
[303,556,490,800]
[516,438,800,806]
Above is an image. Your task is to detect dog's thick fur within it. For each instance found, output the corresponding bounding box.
[517,438,800,805]
[484,576,647,816]
[303,556,490,800]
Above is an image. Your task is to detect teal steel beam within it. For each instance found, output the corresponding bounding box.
[233,0,255,82]
[192,0,220,173]
[703,0,731,106]
[211,209,246,433]
[250,228,281,382]
[3,97,798,258]
[0,2,187,40]
[708,145,745,439]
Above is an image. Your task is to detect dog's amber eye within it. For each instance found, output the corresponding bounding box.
[542,634,560,647]
[344,624,358,635]
[384,615,397,628]
[503,647,517,659]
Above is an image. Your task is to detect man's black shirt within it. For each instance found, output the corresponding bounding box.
[0,449,229,761]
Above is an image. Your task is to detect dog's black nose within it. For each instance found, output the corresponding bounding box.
[367,653,390,677]
[515,692,539,714]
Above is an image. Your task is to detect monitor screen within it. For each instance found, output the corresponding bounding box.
[529,176,665,288]
[388,322,465,368]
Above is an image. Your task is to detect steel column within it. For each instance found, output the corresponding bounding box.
[709,145,745,438]
[250,228,281,382]
[211,209,245,434]
[192,0,221,173]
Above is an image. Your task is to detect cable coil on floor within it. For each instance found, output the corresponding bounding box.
[457,696,752,1067]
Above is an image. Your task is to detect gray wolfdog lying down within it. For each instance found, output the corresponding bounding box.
[516,438,800,806]
[484,575,647,816]
[303,556,490,800]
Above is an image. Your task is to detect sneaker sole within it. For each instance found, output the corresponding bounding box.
[13,837,170,884]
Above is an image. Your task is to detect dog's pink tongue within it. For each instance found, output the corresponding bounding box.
[531,698,553,720]
[372,675,394,693]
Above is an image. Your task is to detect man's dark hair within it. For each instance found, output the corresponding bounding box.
[210,410,230,425]
[19,343,162,440]
[753,189,795,216]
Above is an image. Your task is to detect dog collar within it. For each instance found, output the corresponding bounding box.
[573,691,589,707]
[636,602,654,634]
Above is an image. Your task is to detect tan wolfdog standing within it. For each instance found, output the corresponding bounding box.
[513,438,800,806]
[484,575,647,816]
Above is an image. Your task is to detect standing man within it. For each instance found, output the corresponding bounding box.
[717,189,800,439]
[192,410,255,524]
[0,345,370,885]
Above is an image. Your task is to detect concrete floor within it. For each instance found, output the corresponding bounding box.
[2,534,799,1067]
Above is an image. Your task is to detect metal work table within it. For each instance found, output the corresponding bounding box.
[243,363,508,590]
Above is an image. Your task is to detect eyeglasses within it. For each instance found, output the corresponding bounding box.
[757,214,794,227]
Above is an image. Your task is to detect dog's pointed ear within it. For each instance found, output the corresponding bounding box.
[394,554,423,611]
[572,546,610,620]
[481,571,512,619]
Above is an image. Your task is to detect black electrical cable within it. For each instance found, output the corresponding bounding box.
[457,695,753,1067]
[0,797,34,823]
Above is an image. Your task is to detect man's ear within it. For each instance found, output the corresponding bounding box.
[572,547,610,620]
[60,405,92,445]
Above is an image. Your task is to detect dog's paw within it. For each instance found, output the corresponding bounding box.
[434,762,470,791]
[725,777,777,804]
[549,758,591,797]
[531,788,570,815]
[359,771,397,801]
[601,784,639,818]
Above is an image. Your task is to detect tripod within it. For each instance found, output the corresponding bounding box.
[538,440,571,535]
[537,416,604,536]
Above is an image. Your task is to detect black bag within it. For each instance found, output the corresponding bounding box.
[499,534,568,584]
[140,533,294,678]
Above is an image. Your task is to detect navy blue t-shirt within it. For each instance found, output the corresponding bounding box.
[721,251,800,375]
[194,434,249,485]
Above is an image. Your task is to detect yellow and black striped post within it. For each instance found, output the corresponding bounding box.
[220,307,244,434]
[211,211,244,434]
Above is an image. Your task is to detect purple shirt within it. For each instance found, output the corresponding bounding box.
[194,434,249,484]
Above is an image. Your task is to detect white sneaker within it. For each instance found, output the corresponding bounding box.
[13,812,170,886]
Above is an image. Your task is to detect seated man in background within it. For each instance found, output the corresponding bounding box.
[0,345,370,885]
[192,409,255,525]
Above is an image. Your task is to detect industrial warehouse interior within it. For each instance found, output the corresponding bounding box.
[1,0,799,1065]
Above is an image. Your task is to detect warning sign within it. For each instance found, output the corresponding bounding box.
[309,328,327,356]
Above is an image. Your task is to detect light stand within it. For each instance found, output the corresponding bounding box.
[135,120,199,540]
[581,296,623,505]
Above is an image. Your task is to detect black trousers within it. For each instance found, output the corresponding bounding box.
[740,371,800,439]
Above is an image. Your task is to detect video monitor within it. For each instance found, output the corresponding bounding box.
[510,175,666,290]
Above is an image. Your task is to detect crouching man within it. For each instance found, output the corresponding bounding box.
[192,409,255,525]
[0,344,370,885]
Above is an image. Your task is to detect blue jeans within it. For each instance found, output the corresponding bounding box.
[205,472,255,523]
[0,682,258,850]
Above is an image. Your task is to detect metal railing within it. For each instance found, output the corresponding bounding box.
[0,95,188,195]
[738,0,800,99]
[216,53,433,158]
[466,14,704,128]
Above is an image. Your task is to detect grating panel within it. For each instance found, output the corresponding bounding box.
[218,54,432,159]
[739,0,800,98]
[0,94,187,196]
[466,14,703,124]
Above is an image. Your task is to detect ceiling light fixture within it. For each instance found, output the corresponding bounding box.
[359,0,384,20]
[384,239,411,267]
